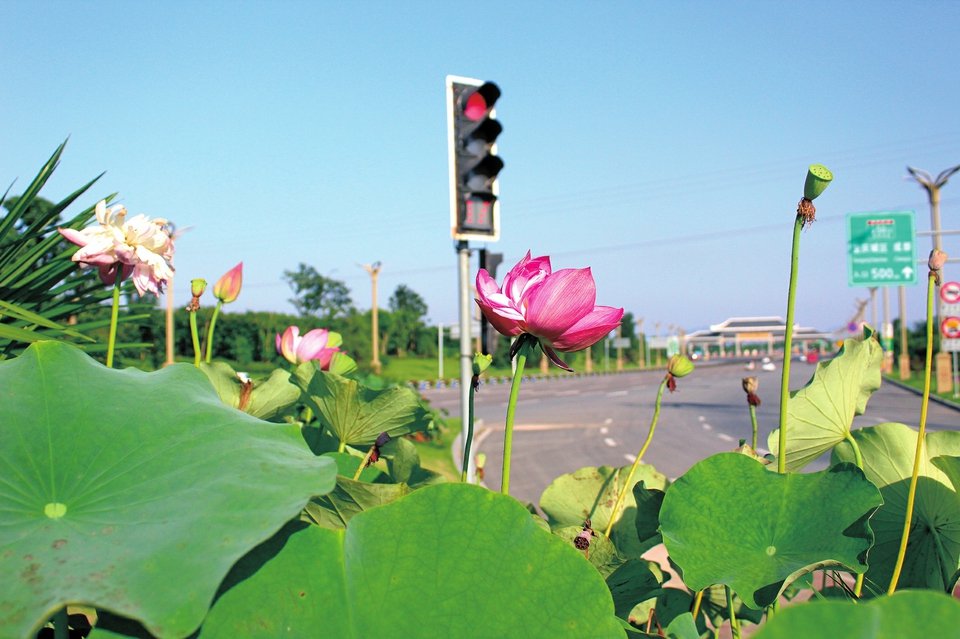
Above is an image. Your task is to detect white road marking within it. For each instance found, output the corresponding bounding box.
[702,423,713,431]
[698,416,706,422]
[604,437,618,447]
[600,427,610,435]
[624,454,637,463]
[604,418,613,425]
[556,390,580,396]
[606,390,628,397]
[717,433,735,442]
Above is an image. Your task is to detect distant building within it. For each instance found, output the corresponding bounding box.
[683,316,836,359]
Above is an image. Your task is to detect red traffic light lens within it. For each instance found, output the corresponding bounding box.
[464,92,487,120]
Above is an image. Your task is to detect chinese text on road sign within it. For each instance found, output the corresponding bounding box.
[846,211,918,287]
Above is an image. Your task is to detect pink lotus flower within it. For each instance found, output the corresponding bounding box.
[476,251,623,370]
[213,262,243,304]
[58,200,175,296]
[276,326,341,367]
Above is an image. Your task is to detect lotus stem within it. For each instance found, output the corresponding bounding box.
[843,431,866,596]
[461,378,477,483]
[888,271,936,595]
[53,607,68,639]
[204,300,223,363]
[501,342,531,494]
[749,404,758,451]
[604,375,668,537]
[105,271,123,368]
[338,438,346,454]
[190,310,201,366]
[353,447,375,480]
[726,586,741,639]
[690,588,704,621]
[777,214,804,473]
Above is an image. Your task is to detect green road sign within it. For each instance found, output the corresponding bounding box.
[846,211,918,287]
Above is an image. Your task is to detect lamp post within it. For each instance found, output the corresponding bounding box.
[361,262,383,375]
[908,164,960,392]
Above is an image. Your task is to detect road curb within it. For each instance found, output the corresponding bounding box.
[882,375,960,412]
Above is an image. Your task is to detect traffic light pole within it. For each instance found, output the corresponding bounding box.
[457,240,476,483]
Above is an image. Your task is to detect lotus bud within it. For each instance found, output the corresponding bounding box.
[366,431,392,468]
[803,164,834,201]
[473,352,493,376]
[929,249,948,285]
[475,453,486,481]
[667,354,694,378]
[187,278,207,312]
[212,262,243,304]
[742,376,761,406]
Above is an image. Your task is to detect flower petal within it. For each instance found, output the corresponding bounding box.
[548,305,624,352]
[524,268,596,341]
[502,252,551,306]
[542,344,574,372]
[279,326,300,364]
[296,329,330,362]
[476,300,524,337]
[58,227,89,247]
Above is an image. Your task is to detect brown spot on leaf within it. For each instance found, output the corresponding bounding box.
[52,539,67,549]
[102,526,115,535]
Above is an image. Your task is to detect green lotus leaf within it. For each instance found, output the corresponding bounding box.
[303,475,410,530]
[605,559,661,619]
[120,484,624,639]
[931,455,960,493]
[633,481,665,550]
[752,590,960,638]
[0,342,336,639]
[380,437,445,489]
[768,333,882,472]
[292,365,431,446]
[833,423,960,592]
[540,464,670,559]
[199,362,300,422]
[660,453,882,608]
[552,525,622,578]
[320,451,383,482]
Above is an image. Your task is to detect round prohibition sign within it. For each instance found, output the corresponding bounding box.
[942,281,960,305]
[942,316,960,340]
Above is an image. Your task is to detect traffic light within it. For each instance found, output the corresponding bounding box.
[447,76,504,241]
[478,250,504,354]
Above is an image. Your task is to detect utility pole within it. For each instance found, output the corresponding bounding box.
[899,286,911,380]
[165,278,175,366]
[636,317,645,368]
[615,325,623,371]
[456,242,474,482]
[361,262,383,375]
[908,164,960,392]
[868,287,877,330]
[438,323,444,379]
[882,287,893,373]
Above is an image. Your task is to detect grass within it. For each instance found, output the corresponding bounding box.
[884,372,960,407]
[411,418,462,482]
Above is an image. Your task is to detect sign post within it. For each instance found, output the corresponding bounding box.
[939,281,960,397]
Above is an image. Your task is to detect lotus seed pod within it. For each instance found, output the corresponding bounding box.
[803,164,833,200]
[667,354,694,378]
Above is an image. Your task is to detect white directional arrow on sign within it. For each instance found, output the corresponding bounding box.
[901,266,914,279]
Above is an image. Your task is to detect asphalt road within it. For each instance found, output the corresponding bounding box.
[421,360,960,505]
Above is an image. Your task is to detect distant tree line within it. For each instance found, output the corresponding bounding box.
[80,262,438,370]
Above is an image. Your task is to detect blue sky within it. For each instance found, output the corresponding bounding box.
[2,1,959,335]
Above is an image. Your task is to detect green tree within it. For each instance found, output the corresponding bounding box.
[283,263,353,320]
[387,284,428,357]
